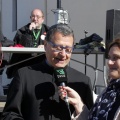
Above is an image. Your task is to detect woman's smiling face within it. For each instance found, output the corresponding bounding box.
[108,45,120,79]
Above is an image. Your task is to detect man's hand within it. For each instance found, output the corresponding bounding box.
[37,45,44,48]
[29,22,37,30]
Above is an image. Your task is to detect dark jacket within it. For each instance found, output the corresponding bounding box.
[13,23,49,47]
[2,60,93,120]
[6,23,49,78]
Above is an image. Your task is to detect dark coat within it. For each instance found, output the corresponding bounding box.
[2,60,93,120]
[13,23,49,47]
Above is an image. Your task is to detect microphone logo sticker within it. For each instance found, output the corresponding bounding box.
[54,68,67,86]
[56,69,66,78]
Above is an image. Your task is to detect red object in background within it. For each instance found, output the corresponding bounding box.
[9,44,24,48]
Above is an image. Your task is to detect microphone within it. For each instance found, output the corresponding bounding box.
[32,27,34,31]
[54,67,69,104]
[54,67,72,118]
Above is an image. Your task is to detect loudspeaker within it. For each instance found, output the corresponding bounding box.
[106,9,120,58]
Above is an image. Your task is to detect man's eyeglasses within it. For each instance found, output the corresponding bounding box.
[47,41,73,54]
[31,15,43,19]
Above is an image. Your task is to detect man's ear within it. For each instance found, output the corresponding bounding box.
[41,18,44,23]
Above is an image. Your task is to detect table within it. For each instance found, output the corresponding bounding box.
[1,47,45,53]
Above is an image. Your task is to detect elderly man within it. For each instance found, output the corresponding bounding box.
[14,8,48,47]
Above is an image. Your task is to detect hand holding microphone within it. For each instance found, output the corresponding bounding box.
[58,86,84,115]
[58,86,68,103]
[54,68,85,116]
[29,22,37,30]
[54,67,84,116]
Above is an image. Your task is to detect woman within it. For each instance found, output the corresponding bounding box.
[59,38,120,120]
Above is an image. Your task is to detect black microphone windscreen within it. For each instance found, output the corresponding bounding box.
[54,67,68,86]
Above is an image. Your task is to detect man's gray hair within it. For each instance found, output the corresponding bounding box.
[46,24,74,42]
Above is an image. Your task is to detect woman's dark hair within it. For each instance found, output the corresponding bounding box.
[108,38,120,52]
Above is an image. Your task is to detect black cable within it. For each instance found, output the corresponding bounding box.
[0,53,45,71]
[71,58,103,72]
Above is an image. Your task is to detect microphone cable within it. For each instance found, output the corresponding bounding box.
[61,83,72,118]
[0,53,45,71]
[54,67,72,119]
[65,98,72,119]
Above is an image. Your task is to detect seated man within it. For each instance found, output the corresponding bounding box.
[6,8,49,79]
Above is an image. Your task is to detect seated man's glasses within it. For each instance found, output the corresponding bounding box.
[31,15,43,19]
[47,41,73,54]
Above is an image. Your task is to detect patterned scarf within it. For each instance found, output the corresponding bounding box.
[88,79,120,120]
